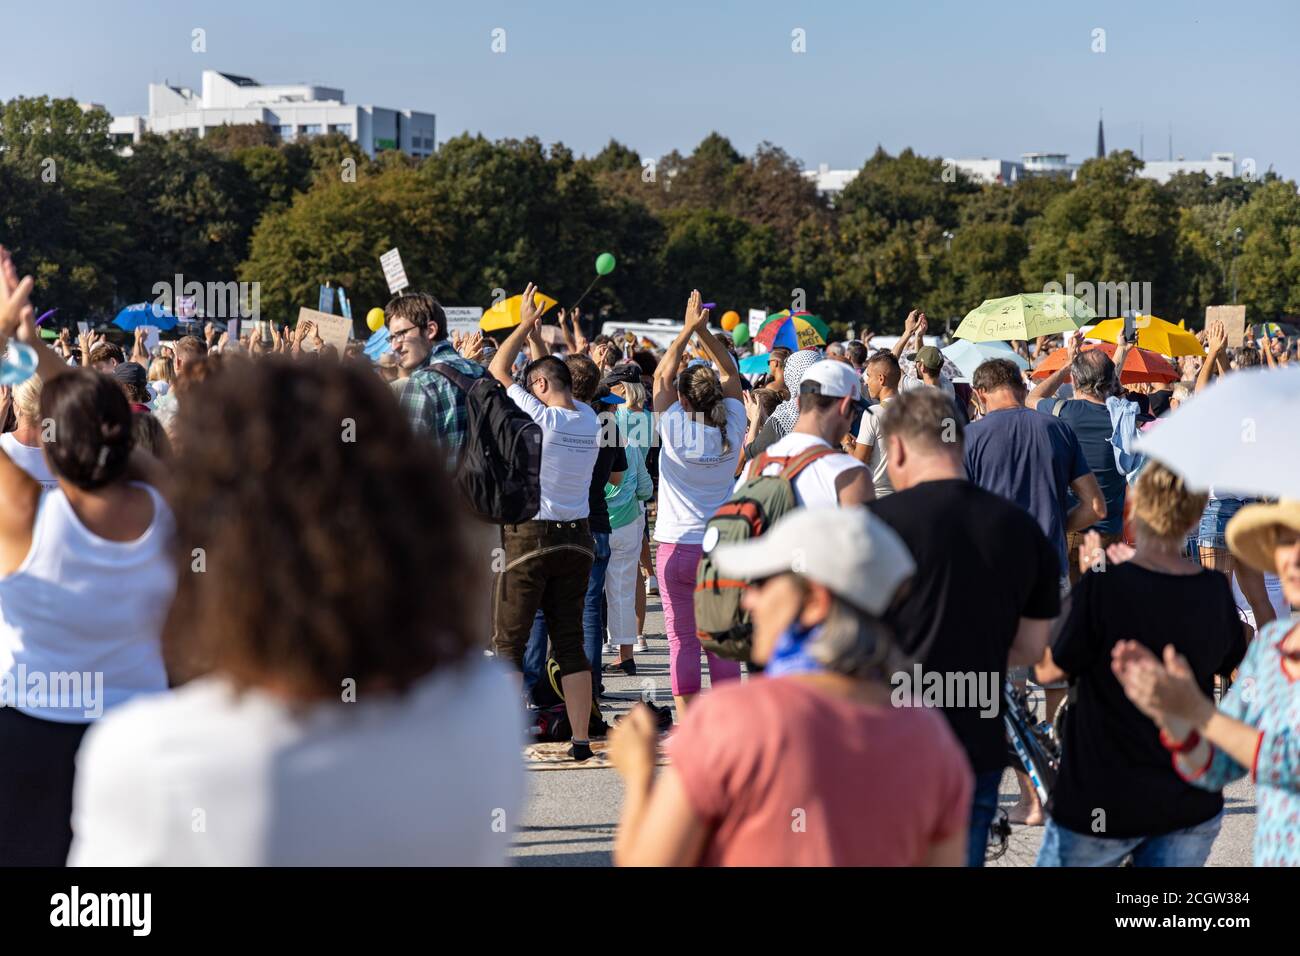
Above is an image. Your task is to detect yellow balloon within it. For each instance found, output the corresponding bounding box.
[366,307,385,332]
[721,310,740,331]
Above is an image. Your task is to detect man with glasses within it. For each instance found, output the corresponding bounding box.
[388,292,484,466]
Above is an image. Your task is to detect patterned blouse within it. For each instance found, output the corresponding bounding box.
[1180,617,1300,866]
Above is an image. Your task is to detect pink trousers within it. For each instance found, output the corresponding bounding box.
[655,541,742,696]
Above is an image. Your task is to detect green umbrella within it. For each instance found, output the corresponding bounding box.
[954,293,1095,343]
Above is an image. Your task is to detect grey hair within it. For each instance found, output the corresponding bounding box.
[805,595,911,681]
[620,380,647,411]
[1071,349,1118,397]
[1171,382,1192,404]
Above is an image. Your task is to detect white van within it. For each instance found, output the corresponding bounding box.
[599,318,716,351]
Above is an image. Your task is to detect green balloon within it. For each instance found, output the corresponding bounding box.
[595,252,616,275]
[732,324,750,346]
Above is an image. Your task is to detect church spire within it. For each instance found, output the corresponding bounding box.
[1097,109,1105,158]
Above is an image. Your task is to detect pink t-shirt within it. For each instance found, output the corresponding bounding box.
[669,676,973,866]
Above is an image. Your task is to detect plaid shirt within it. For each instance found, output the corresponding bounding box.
[398,341,486,467]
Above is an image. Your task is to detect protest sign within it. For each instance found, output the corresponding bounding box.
[380,249,409,294]
[297,307,353,352]
[1206,305,1247,349]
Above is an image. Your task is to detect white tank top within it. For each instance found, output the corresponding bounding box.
[0,483,175,723]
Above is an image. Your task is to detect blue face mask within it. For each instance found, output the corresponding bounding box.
[763,619,824,677]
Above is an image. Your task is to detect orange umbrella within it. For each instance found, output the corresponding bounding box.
[1031,342,1178,385]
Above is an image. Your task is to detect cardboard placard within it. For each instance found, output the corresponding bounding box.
[297,307,353,352]
[1206,305,1247,349]
[444,306,484,338]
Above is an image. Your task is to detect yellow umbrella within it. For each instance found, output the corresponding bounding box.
[1088,315,1205,357]
[480,291,558,332]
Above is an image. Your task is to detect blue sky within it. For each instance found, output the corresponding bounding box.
[4,0,1297,178]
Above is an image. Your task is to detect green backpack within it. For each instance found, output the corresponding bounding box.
[694,445,837,662]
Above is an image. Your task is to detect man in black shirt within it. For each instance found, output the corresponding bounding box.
[867,389,1060,867]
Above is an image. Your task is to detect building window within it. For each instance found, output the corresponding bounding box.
[302,124,323,136]
[276,125,294,140]
[330,124,353,137]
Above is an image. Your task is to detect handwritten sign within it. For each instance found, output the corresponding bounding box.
[297,307,353,352]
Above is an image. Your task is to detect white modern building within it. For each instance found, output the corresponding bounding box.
[803,163,862,197]
[107,70,435,159]
[1136,152,1237,184]
[950,158,1022,185]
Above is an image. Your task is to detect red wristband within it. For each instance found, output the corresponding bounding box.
[1160,728,1201,753]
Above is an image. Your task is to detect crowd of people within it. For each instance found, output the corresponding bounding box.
[0,239,1295,867]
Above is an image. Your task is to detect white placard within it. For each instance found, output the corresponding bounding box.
[297,308,353,352]
[141,325,161,353]
[443,306,484,337]
[380,248,409,295]
[748,308,766,336]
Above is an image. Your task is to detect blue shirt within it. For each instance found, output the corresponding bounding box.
[1051,399,1127,535]
[965,404,1090,576]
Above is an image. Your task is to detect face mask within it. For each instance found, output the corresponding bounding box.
[764,618,824,678]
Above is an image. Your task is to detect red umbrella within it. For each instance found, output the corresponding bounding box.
[1031,342,1179,385]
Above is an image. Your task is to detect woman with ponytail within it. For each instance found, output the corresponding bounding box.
[0,247,174,865]
[652,291,746,718]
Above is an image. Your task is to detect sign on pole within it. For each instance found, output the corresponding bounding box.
[318,285,336,314]
[748,308,766,338]
[337,287,352,321]
[380,248,410,295]
[1206,305,1247,349]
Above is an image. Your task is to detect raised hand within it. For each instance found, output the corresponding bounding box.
[1207,319,1227,355]
[683,289,710,331]
[0,246,36,339]
[518,282,544,332]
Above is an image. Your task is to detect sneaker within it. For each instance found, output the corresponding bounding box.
[570,740,594,762]
[636,637,649,651]
[602,658,636,676]
[645,575,658,595]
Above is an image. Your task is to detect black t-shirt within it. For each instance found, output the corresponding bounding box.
[868,479,1060,772]
[587,415,627,535]
[1048,563,1247,838]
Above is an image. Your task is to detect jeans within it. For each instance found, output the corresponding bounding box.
[966,769,1004,868]
[656,540,742,696]
[1035,811,1223,867]
[522,530,610,695]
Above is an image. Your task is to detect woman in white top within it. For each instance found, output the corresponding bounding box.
[652,291,747,718]
[69,358,523,865]
[0,374,58,487]
[0,246,175,865]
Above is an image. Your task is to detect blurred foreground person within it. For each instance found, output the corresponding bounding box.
[610,507,973,866]
[69,358,523,865]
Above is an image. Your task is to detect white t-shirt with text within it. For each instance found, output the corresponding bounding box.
[855,402,895,498]
[506,384,599,521]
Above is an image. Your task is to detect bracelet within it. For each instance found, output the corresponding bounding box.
[1160,728,1201,753]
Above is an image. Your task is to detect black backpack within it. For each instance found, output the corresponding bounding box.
[430,363,542,524]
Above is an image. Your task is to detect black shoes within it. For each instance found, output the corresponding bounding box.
[602,658,636,676]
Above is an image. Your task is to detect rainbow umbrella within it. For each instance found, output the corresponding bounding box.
[755,311,829,352]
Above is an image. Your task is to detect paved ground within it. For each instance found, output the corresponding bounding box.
[510,596,1256,867]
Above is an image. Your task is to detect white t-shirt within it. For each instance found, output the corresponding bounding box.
[0,483,174,722]
[507,384,599,521]
[654,398,747,545]
[738,432,865,509]
[0,431,57,488]
[69,658,524,865]
[855,402,895,498]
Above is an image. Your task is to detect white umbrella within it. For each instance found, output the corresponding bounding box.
[1135,366,1300,498]
[941,339,1030,381]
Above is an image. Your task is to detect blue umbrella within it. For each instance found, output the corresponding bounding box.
[941,339,1029,381]
[363,326,391,361]
[113,302,177,332]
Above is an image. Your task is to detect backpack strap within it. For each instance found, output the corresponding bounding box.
[749,444,839,483]
[428,361,480,392]
[1050,398,1066,418]
[778,445,839,481]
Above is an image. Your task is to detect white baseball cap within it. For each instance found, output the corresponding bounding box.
[799,360,867,409]
[709,506,915,617]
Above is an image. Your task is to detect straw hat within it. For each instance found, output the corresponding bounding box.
[1226,500,1300,573]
